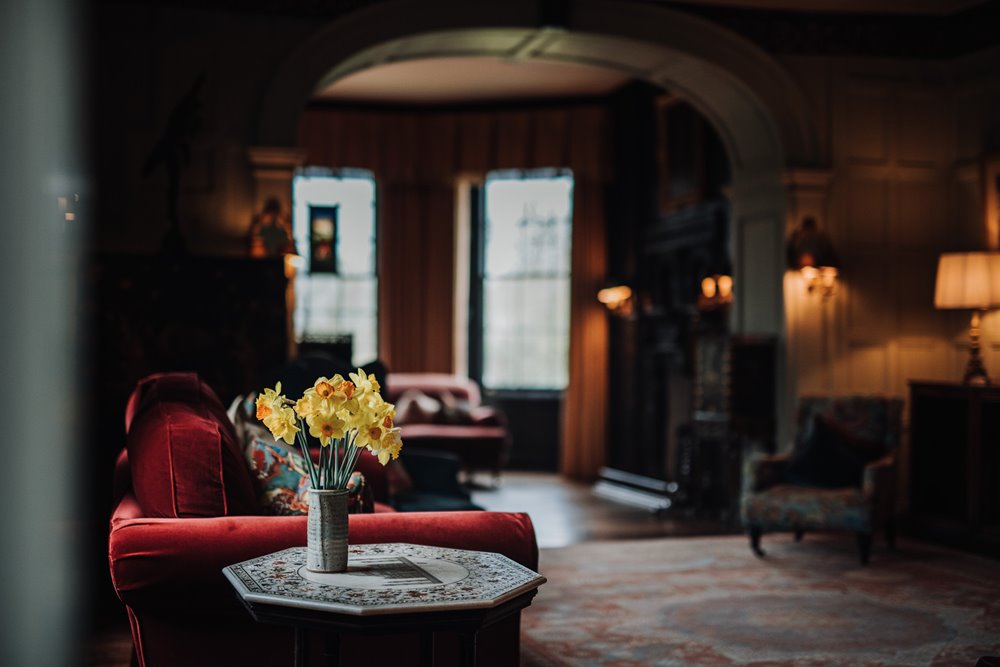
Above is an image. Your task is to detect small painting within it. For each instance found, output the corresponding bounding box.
[309,205,338,274]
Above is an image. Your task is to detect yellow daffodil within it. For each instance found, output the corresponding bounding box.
[294,396,314,419]
[257,371,402,486]
[307,407,346,446]
[255,382,285,420]
[373,428,403,465]
[354,420,384,450]
[350,368,380,395]
[337,379,356,401]
[263,404,299,445]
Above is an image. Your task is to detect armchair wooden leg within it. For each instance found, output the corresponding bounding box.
[794,528,805,542]
[749,525,765,557]
[857,532,872,565]
[885,518,896,551]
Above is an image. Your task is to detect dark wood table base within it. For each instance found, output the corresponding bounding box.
[239,589,537,667]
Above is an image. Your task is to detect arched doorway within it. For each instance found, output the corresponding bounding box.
[253,0,823,466]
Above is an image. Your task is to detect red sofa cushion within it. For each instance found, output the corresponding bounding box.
[126,373,257,518]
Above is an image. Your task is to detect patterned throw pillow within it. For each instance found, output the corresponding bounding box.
[245,437,312,515]
[244,436,372,515]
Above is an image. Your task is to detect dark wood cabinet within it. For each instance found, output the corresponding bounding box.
[908,381,1000,555]
[688,335,776,520]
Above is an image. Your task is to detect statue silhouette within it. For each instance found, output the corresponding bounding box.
[142,72,205,253]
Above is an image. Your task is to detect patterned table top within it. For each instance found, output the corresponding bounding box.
[223,543,546,616]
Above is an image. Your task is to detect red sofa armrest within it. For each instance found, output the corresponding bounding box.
[109,495,538,612]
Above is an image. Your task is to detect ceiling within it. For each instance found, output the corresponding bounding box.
[309,0,998,106]
[664,0,988,14]
[313,56,634,106]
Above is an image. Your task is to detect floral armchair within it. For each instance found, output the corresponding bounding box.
[740,396,903,564]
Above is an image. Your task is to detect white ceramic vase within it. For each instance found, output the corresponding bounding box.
[306,488,349,572]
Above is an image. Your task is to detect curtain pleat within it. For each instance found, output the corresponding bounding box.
[560,178,609,479]
[299,105,611,478]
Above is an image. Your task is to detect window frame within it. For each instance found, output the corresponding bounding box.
[468,168,574,395]
[292,167,380,366]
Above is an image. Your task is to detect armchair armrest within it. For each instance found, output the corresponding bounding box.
[743,452,792,493]
[862,454,896,513]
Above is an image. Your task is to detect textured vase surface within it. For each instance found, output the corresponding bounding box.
[306,488,349,572]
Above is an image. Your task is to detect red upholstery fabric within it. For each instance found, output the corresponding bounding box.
[384,373,511,476]
[385,373,483,406]
[109,496,537,667]
[398,423,510,471]
[126,373,256,517]
[110,372,539,667]
[125,371,234,436]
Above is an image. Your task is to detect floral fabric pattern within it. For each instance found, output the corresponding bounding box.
[245,437,371,515]
[246,437,312,515]
[741,484,871,532]
[742,396,902,537]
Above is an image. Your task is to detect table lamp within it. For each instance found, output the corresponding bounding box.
[934,251,1000,385]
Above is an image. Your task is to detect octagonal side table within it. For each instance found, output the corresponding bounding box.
[223,543,546,667]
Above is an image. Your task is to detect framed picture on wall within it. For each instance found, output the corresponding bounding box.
[309,205,338,274]
[984,155,1000,246]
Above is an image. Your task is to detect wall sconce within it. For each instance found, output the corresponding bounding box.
[597,284,634,317]
[786,216,839,297]
[934,251,1000,385]
[698,274,733,310]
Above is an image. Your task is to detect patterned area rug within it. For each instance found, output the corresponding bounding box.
[521,534,1000,666]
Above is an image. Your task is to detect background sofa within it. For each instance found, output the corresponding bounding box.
[108,372,539,666]
[385,373,512,484]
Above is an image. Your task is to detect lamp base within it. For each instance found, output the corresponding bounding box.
[964,310,990,386]
[963,354,990,385]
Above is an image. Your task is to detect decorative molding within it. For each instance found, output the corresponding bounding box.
[247,146,309,177]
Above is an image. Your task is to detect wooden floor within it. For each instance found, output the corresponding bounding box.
[87,471,731,666]
[470,471,732,548]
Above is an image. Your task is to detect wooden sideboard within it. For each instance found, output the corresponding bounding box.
[908,381,1000,555]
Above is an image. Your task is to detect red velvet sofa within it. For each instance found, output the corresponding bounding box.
[108,372,539,667]
[385,373,511,482]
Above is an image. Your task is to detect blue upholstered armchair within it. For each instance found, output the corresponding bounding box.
[740,396,903,564]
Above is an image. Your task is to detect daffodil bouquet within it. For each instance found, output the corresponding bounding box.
[255,369,402,491]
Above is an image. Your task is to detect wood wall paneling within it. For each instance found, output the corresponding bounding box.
[896,250,944,337]
[843,250,892,338]
[898,338,952,385]
[740,215,780,334]
[843,177,889,247]
[896,91,944,168]
[845,85,889,165]
[847,342,889,394]
[894,177,944,249]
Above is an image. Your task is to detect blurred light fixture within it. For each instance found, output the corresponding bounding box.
[597,284,633,316]
[787,216,839,297]
[934,251,1000,385]
[698,274,733,310]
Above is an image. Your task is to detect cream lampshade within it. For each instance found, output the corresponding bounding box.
[934,252,1000,385]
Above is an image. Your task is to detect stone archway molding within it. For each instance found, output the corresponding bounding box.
[254,0,826,452]
[255,0,820,172]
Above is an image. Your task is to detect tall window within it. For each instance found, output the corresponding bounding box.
[473,170,574,391]
[292,168,378,366]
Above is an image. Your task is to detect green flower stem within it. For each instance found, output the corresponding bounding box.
[325,440,336,489]
[318,443,326,489]
[339,431,363,489]
[295,421,320,490]
[333,437,341,489]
